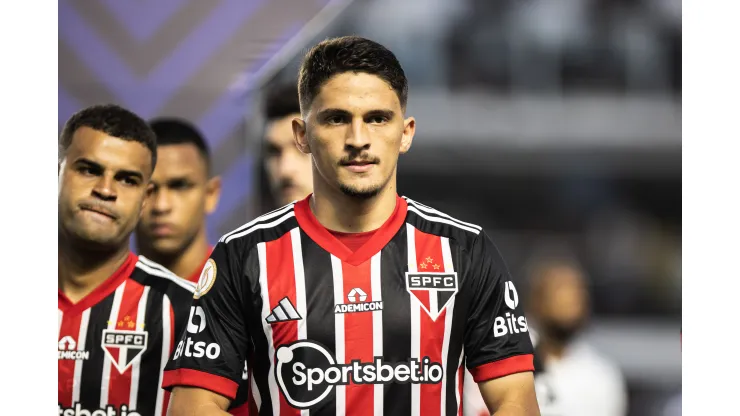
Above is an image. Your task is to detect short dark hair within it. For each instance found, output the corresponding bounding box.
[263,82,301,122]
[59,104,157,169]
[297,36,408,114]
[148,117,211,172]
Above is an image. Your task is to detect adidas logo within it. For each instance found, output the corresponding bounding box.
[265,297,302,323]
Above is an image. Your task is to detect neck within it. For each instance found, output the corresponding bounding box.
[58,234,130,304]
[140,228,210,279]
[311,171,398,233]
[537,336,568,363]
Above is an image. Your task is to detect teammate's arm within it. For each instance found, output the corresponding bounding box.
[163,241,251,414]
[168,386,231,416]
[479,372,539,416]
[463,231,540,416]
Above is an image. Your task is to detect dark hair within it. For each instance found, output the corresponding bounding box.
[59,104,157,169]
[148,117,211,171]
[263,82,301,122]
[297,36,408,113]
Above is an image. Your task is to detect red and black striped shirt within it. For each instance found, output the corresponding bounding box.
[163,195,534,415]
[59,253,195,416]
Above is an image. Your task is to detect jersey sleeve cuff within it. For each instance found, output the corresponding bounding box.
[469,354,534,383]
[162,368,239,400]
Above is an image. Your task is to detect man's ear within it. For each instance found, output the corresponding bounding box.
[204,176,222,214]
[399,116,416,154]
[141,182,155,210]
[292,117,311,154]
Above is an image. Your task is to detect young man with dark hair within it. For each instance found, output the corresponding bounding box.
[135,118,222,283]
[163,36,540,416]
[260,82,314,207]
[58,104,196,416]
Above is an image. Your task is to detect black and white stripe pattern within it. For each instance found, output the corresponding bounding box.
[220,203,296,244]
[404,197,481,235]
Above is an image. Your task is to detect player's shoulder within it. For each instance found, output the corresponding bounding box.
[130,255,196,297]
[217,201,298,251]
[403,196,483,248]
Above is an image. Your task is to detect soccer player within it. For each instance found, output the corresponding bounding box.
[58,105,196,416]
[135,118,222,284]
[135,118,255,415]
[163,36,540,416]
[260,82,314,207]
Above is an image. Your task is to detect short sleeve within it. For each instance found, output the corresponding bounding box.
[162,241,250,400]
[464,231,534,383]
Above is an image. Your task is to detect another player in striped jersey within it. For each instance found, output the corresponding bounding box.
[164,36,540,415]
[58,105,196,416]
[136,118,222,284]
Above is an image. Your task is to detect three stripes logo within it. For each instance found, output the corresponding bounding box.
[266,297,302,324]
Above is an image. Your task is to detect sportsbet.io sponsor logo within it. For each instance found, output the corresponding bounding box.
[173,306,221,360]
[58,403,140,416]
[494,281,529,337]
[275,341,444,409]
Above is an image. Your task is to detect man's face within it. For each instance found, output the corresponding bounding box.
[263,113,314,205]
[136,144,220,256]
[533,266,590,340]
[294,72,415,199]
[58,127,153,249]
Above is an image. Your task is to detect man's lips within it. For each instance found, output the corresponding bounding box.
[79,203,117,220]
[149,223,176,237]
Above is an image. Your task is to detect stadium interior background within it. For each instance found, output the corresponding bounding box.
[59,0,681,415]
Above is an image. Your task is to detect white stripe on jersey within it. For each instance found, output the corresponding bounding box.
[251,376,262,412]
[440,237,456,416]
[456,350,464,416]
[406,223,421,416]
[371,252,384,416]
[220,202,295,242]
[136,257,195,293]
[331,254,346,416]
[154,294,171,416]
[290,228,311,416]
[72,308,91,404]
[129,286,150,409]
[407,206,481,235]
[257,243,281,416]
[223,211,296,244]
[404,198,482,232]
[100,281,126,407]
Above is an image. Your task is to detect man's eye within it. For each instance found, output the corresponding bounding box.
[122,177,139,186]
[327,116,345,125]
[369,116,387,124]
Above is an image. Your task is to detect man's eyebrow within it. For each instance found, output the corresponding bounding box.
[365,109,395,119]
[317,108,352,118]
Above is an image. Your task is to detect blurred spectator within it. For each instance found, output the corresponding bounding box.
[259,83,313,209]
[526,254,628,416]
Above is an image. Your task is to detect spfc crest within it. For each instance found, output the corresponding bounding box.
[101,329,148,373]
[406,272,458,321]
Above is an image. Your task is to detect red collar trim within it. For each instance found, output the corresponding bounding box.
[294,195,408,266]
[186,247,214,284]
[58,252,138,315]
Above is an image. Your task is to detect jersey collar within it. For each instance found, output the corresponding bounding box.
[58,252,138,315]
[294,194,408,266]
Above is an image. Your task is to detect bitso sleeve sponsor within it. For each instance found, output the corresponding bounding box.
[162,242,251,400]
[463,232,535,383]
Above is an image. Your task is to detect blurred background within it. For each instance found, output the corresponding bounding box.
[59,0,681,415]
